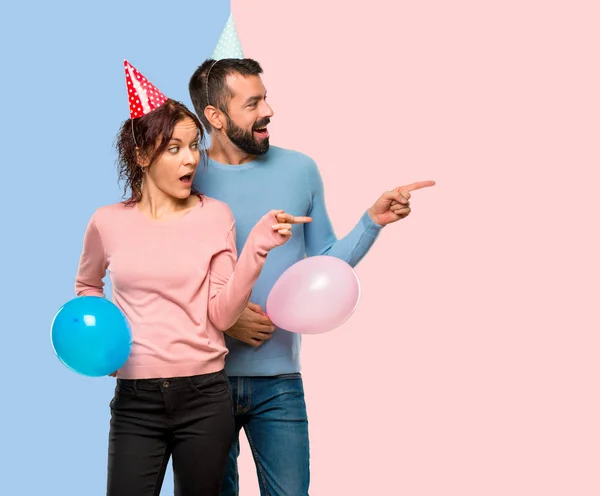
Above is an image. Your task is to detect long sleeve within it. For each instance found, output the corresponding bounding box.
[75,214,107,297]
[208,212,283,331]
[303,159,383,267]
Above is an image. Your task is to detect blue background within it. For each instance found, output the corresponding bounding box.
[0,1,230,493]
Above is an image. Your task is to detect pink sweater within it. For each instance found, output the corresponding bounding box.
[75,197,283,379]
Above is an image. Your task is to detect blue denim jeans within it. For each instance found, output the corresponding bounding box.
[221,373,310,496]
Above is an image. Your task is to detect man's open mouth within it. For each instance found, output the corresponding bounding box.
[253,126,269,138]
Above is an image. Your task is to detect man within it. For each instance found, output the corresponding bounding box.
[189,57,434,496]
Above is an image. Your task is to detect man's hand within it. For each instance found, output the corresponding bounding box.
[225,302,276,347]
[368,180,435,226]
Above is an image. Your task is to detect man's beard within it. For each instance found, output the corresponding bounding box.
[225,114,270,156]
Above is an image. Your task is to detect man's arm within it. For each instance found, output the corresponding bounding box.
[303,158,383,268]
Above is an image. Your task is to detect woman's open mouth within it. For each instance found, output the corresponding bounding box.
[179,172,193,186]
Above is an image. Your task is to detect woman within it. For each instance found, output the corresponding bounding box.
[74,60,311,496]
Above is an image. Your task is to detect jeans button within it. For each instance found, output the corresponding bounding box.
[163,381,170,388]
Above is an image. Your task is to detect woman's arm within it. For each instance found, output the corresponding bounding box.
[74,214,107,297]
[207,210,309,331]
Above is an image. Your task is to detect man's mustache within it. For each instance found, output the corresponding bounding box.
[253,117,271,130]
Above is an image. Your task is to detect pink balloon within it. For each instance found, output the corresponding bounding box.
[266,256,361,334]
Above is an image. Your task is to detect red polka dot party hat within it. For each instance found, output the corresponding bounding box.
[123,60,168,119]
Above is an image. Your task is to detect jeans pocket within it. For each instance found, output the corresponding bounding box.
[189,370,230,397]
[109,382,137,408]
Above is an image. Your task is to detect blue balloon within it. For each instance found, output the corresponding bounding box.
[51,296,132,377]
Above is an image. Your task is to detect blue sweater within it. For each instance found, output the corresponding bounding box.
[193,146,382,376]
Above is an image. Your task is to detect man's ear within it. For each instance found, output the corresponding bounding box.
[204,105,225,131]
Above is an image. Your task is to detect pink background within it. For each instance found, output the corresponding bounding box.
[232,1,599,494]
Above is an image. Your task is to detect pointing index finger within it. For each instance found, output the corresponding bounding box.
[398,180,436,193]
[292,216,312,224]
[276,213,312,224]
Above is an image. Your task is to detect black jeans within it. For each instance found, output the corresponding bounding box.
[107,369,235,496]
